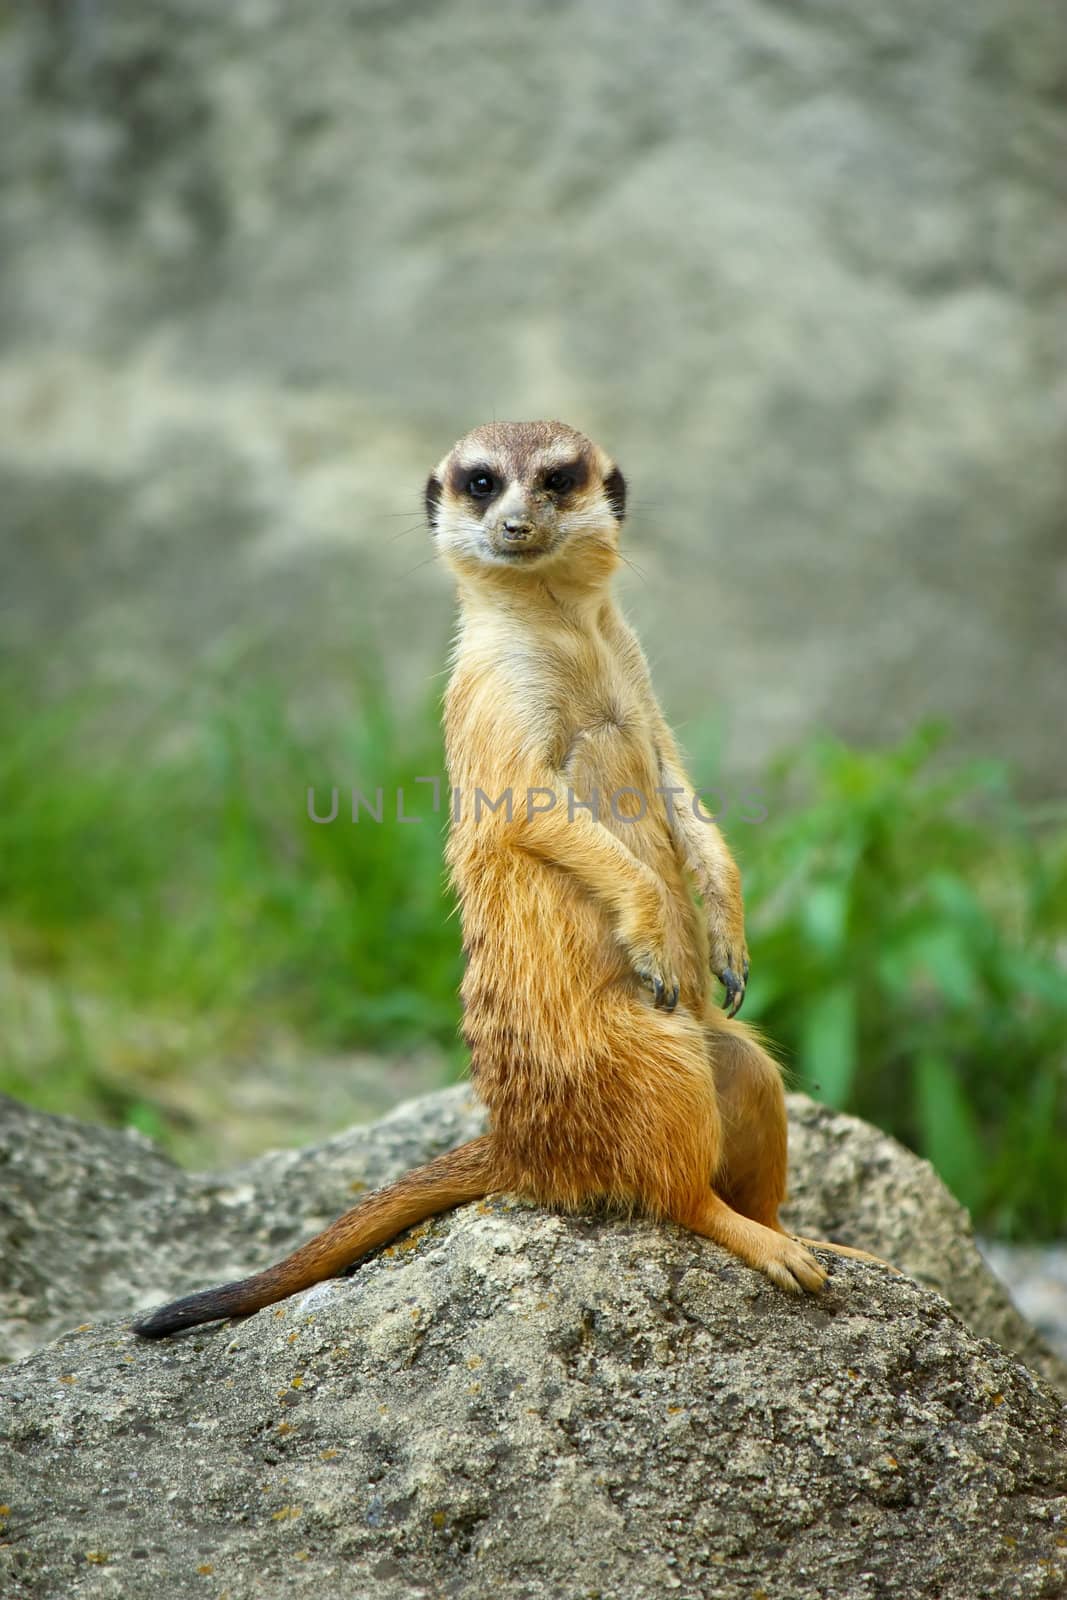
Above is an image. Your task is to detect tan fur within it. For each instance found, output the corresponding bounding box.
[133,420,885,1339]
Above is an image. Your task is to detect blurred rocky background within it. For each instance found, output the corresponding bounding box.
[2,0,1065,774]
[0,2,1064,1317]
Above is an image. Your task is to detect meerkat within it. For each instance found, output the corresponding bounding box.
[133,420,881,1339]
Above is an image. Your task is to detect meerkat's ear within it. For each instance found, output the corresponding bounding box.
[603,465,627,523]
[425,472,443,531]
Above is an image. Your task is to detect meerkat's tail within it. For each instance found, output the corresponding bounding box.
[132,1135,495,1339]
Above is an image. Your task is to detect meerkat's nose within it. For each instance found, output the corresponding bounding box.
[502,518,534,542]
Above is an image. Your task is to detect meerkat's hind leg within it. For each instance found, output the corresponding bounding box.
[676,1190,828,1295]
[706,1023,788,1230]
[706,1025,898,1276]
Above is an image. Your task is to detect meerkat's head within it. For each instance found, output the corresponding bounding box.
[425,420,626,589]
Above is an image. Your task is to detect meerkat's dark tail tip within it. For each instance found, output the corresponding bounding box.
[131,1281,255,1339]
[132,1136,497,1340]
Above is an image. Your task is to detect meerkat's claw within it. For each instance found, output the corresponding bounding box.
[652,973,680,1011]
[636,962,679,1011]
[718,963,747,1018]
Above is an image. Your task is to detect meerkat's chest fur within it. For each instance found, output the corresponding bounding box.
[452,599,663,803]
[556,664,663,833]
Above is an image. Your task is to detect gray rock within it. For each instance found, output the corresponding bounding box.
[1,2,1066,789]
[2,1187,1066,1594]
[782,1096,1067,1398]
[2,1089,1066,1597]
[2,1086,1065,1401]
[0,1084,486,1368]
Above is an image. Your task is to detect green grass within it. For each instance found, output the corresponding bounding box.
[0,670,464,1135]
[1,676,1064,1235]
[730,725,1067,1238]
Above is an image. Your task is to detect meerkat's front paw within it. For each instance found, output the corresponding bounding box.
[631,948,680,1011]
[716,954,749,1019]
[618,886,679,1010]
[708,927,749,1018]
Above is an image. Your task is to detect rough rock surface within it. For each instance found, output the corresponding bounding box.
[0,1085,485,1368]
[2,1086,1065,1402]
[3,1092,1067,1599]
[2,2,1066,787]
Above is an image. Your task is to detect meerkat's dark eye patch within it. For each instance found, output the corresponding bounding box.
[448,461,502,505]
[603,465,627,522]
[542,459,587,496]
